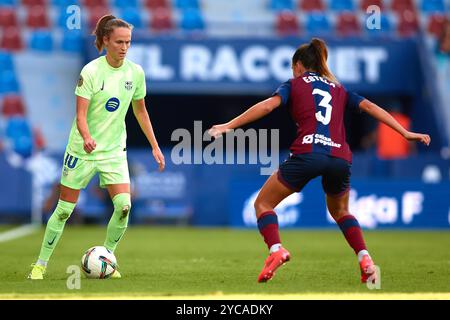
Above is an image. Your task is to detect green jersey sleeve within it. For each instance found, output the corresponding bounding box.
[132,65,146,100]
[75,67,94,100]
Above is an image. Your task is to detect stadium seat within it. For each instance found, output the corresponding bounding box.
[336,12,361,36]
[427,14,447,38]
[305,13,330,34]
[25,5,51,29]
[33,127,46,150]
[0,8,18,28]
[174,0,199,10]
[270,0,294,11]
[0,0,16,5]
[52,0,80,6]
[144,0,170,10]
[397,9,419,37]
[330,0,354,12]
[360,0,384,11]
[0,27,23,51]
[113,0,138,9]
[0,51,14,72]
[0,70,20,95]
[29,30,54,51]
[61,30,83,52]
[1,95,25,117]
[82,0,107,8]
[421,0,446,13]
[275,11,300,36]
[121,7,144,28]
[299,0,325,11]
[150,7,174,32]
[180,8,205,31]
[5,117,33,158]
[22,0,46,7]
[391,0,415,13]
[87,6,111,29]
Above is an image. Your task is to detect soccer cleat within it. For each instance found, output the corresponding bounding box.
[28,263,46,280]
[360,255,376,283]
[257,247,291,283]
[110,269,121,279]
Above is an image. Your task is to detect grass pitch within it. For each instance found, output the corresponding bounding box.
[0,226,449,299]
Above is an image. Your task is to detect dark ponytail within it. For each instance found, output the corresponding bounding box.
[92,14,133,53]
[292,38,338,84]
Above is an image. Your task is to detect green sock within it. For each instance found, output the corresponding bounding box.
[38,199,76,262]
[104,193,131,253]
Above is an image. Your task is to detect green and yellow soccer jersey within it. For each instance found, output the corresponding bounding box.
[68,56,146,160]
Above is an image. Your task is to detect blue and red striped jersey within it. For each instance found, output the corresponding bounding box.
[274,71,365,163]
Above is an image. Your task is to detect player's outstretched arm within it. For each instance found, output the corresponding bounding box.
[132,98,165,172]
[76,95,96,153]
[208,95,282,138]
[359,99,431,146]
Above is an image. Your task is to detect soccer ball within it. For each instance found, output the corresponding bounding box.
[81,246,117,279]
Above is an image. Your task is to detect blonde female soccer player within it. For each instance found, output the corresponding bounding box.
[29,15,165,279]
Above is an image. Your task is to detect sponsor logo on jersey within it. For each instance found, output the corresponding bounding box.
[77,75,83,87]
[105,97,120,112]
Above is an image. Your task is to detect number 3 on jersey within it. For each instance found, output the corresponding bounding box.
[312,88,332,125]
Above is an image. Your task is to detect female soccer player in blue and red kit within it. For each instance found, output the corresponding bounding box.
[209,38,431,283]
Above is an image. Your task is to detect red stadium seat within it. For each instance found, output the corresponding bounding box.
[22,0,46,7]
[83,0,108,8]
[275,11,300,36]
[1,95,26,117]
[88,6,112,30]
[391,0,415,13]
[33,127,46,150]
[427,14,447,38]
[0,27,24,51]
[336,13,361,36]
[397,9,419,37]
[360,0,384,11]
[145,0,170,10]
[299,0,325,11]
[0,8,18,28]
[150,8,174,32]
[26,5,50,29]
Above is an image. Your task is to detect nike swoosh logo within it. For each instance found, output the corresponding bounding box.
[48,235,57,245]
[100,80,104,91]
[114,235,122,242]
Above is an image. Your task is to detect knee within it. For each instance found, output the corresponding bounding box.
[254,198,273,217]
[54,201,75,221]
[113,194,131,220]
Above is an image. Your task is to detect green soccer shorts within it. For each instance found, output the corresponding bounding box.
[60,151,130,189]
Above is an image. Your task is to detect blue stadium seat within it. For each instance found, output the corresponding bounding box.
[270,0,294,11]
[0,70,19,95]
[180,8,205,31]
[113,0,138,9]
[421,0,446,13]
[365,14,392,36]
[5,117,33,158]
[0,51,14,73]
[121,7,144,28]
[0,0,16,5]
[51,0,80,6]
[62,30,83,52]
[305,13,331,34]
[174,0,199,10]
[29,31,54,52]
[330,0,354,11]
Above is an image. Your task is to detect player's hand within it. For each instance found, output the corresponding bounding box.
[208,124,231,138]
[153,147,165,172]
[83,137,96,153]
[404,131,431,146]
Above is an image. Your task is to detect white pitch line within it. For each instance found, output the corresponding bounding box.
[0,224,39,243]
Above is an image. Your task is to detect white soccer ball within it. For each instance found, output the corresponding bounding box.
[81,246,117,279]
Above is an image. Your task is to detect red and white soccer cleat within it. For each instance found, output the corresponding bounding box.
[257,247,291,283]
[360,255,376,283]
